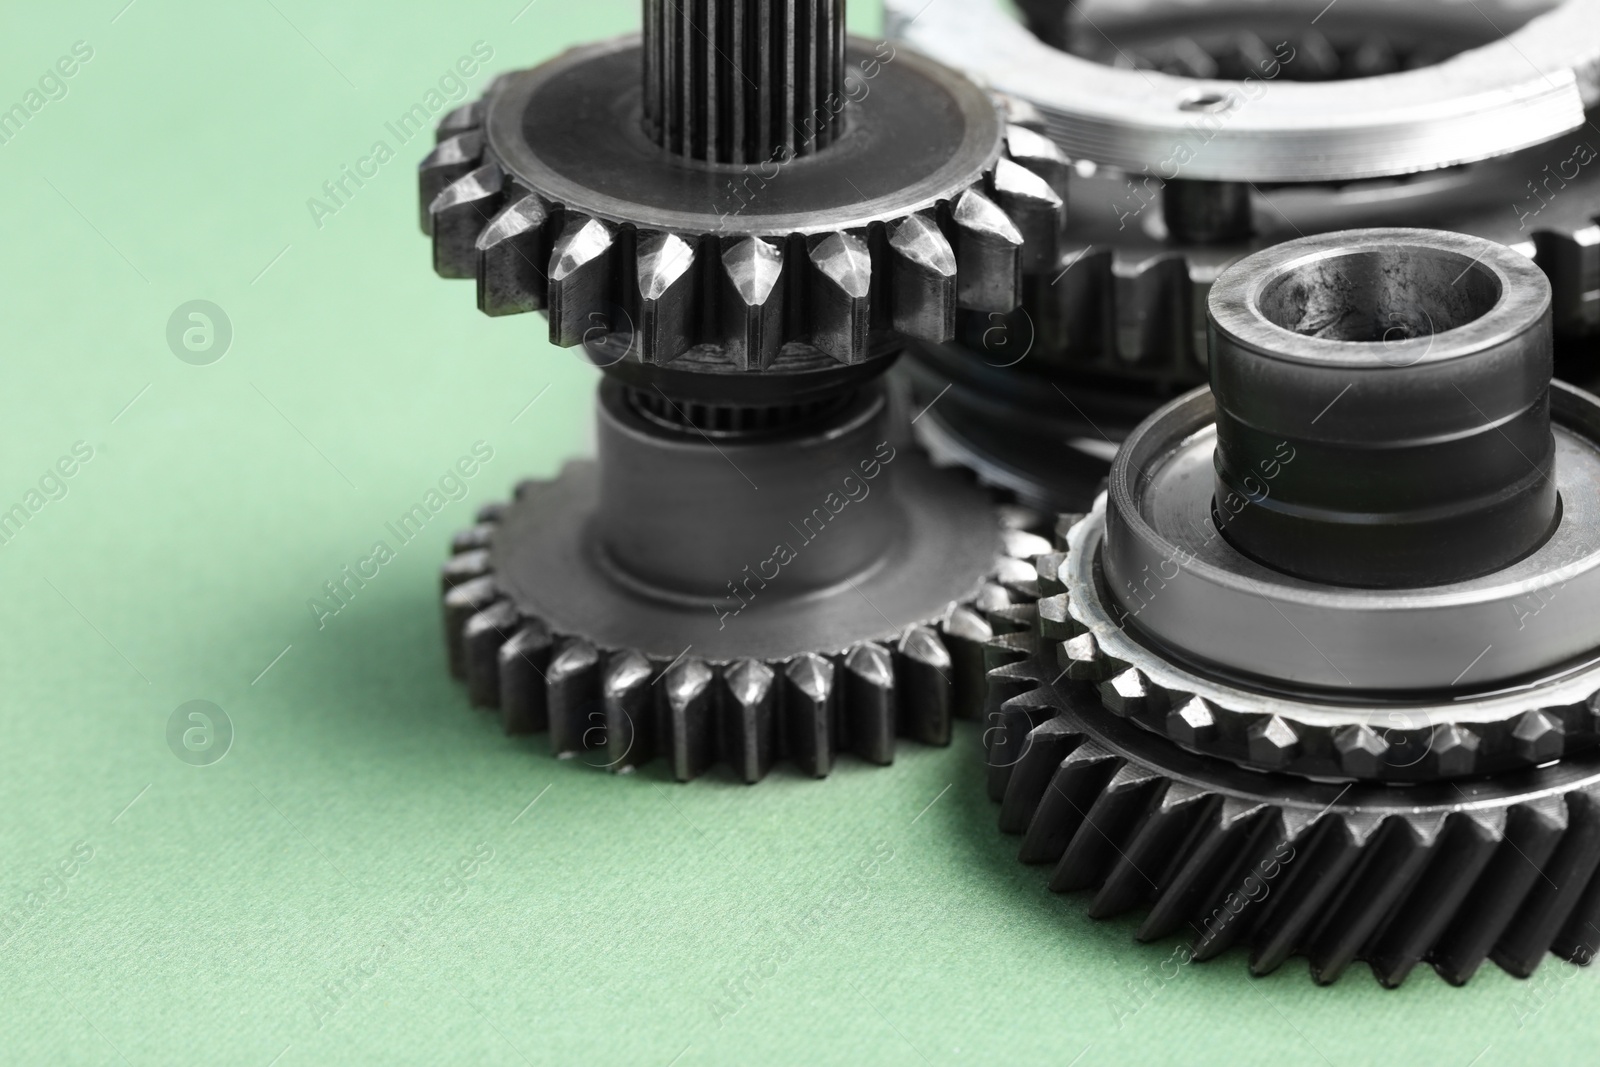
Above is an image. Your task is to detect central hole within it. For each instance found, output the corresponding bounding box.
[1255,247,1503,343]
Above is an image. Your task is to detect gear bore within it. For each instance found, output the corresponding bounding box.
[416,0,1065,780]
[985,229,1600,985]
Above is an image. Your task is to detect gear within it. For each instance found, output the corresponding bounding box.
[413,0,1066,781]
[885,0,1600,512]
[980,228,1600,984]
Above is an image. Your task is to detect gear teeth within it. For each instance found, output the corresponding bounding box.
[999,716,1085,833]
[888,214,958,343]
[1432,797,1570,985]
[895,626,954,746]
[1166,697,1219,748]
[601,650,655,773]
[1100,667,1165,719]
[435,100,484,142]
[1048,762,1165,891]
[1143,796,1267,944]
[462,601,520,708]
[993,158,1064,274]
[498,622,554,735]
[1084,781,1212,917]
[546,638,601,758]
[1036,594,1078,640]
[441,548,491,589]
[952,188,1023,313]
[418,130,485,235]
[1246,715,1301,770]
[476,194,553,316]
[1248,812,1385,976]
[431,163,505,278]
[1430,723,1483,777]
[442,575,500,679]
[719,238,786,370]
[1307,814,1446,985]
[1018,742,1121,864]
[783,653,837,778]
[1004,124,1072,203]
[1057,632,1110,682]
[663,658,717,782]
[1511,709,1566,763]
[1333,724,1390,778]
[1493,790,1600,977]
[842,642,897,766]
[547,216,618,347]
[807,232,875,365]
[636,232,699,364]
[720,659,778,784]
[452,523,495,553]
[941,606,993,718]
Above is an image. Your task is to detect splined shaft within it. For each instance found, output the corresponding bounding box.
[642,0,847,164]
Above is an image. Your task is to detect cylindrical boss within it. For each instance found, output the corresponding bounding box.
[1206,229,1557,588]
[594,378,901,601]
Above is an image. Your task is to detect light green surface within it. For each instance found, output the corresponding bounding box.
[3,1,1598,1064]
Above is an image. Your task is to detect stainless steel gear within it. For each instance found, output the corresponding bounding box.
[414,0,1065,781]
[886,0,1600,512]
[982,228,1600,984]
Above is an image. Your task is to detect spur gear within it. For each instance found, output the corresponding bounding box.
[414,0,1065,780]
[982,229,1600,984]
[886,0,1600,512]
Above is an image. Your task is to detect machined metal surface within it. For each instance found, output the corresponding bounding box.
[888,0,1600,183]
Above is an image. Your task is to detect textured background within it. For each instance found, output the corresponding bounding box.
[2,1,1596,1064]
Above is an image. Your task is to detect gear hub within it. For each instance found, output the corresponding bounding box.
[986,228,1600,985]
[417,0,1064,780]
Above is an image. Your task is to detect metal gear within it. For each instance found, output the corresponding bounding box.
[885,0,1600,512]
[982,228,1600,984]
[414,0,1065,781]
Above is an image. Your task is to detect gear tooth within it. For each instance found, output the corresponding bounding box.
[418,130,485,235]
[1137,796,1260,942]
[1429,723,1482,777]
[1493,791,1600,978]
[1431,797,1569,985]
[941,606,993,720]
[843,643,897,766]
[442,574,499,679]
[992,555,1038,592]
[547,216,619,347]
[807,232,874,364]
[1036,593,1079,640]
[463,601,520,708]
[782,653,836,779]
[1018,743,1121,864]
[999,716,1085,833]
[1057,632,1108,682]
[1248,812,1380,977]
[952,187,1023,313]
[987,602,1037,638]
[984,632,1037,681]
[1053,513,1085,551]
[1366,809,1508,987]
[1036,551,1068,597]
[719,238,786,370]
[1002,527,1054,562]
[1553,789,1600,965]
[476,194,552,316]
[895,626,954,746]
[440,548,491,590]
[887,214,957,342]
[600,650,655,773]
[973,582,1013,616]
[474,501,506,525]
[1099,667,1166,719]
[1332,723,1389,778]
[663,658,717,782]
[993,158,1064,275]
[993,91,1048,133]
[1049,762,1165,892]
[1004,124,1072,202]
[452,522,495,554]
[1245,714,1300,770]
[431,162,506,278]
[1181,800,1294,957]
[546,638,601,758]
[636,232,699,364]
[435,99,485,142]
[1307,815,1443,985]
[1088,782,1214,918]
[720,658,777,783]
[498,621,553,736]
[984,701,1053,801]
[1512,709,1566,763]
[1165,697,1219,748]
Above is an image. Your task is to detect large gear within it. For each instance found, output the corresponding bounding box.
[414,0,1066,781]
[981,228,1600,984]
[886,0,1600,511]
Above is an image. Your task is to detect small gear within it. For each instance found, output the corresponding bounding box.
[887,0,1600,512]
[980,228,1600,984]
[412,0,1066,782]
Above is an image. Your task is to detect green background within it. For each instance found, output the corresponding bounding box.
[2,1,1595,1063]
